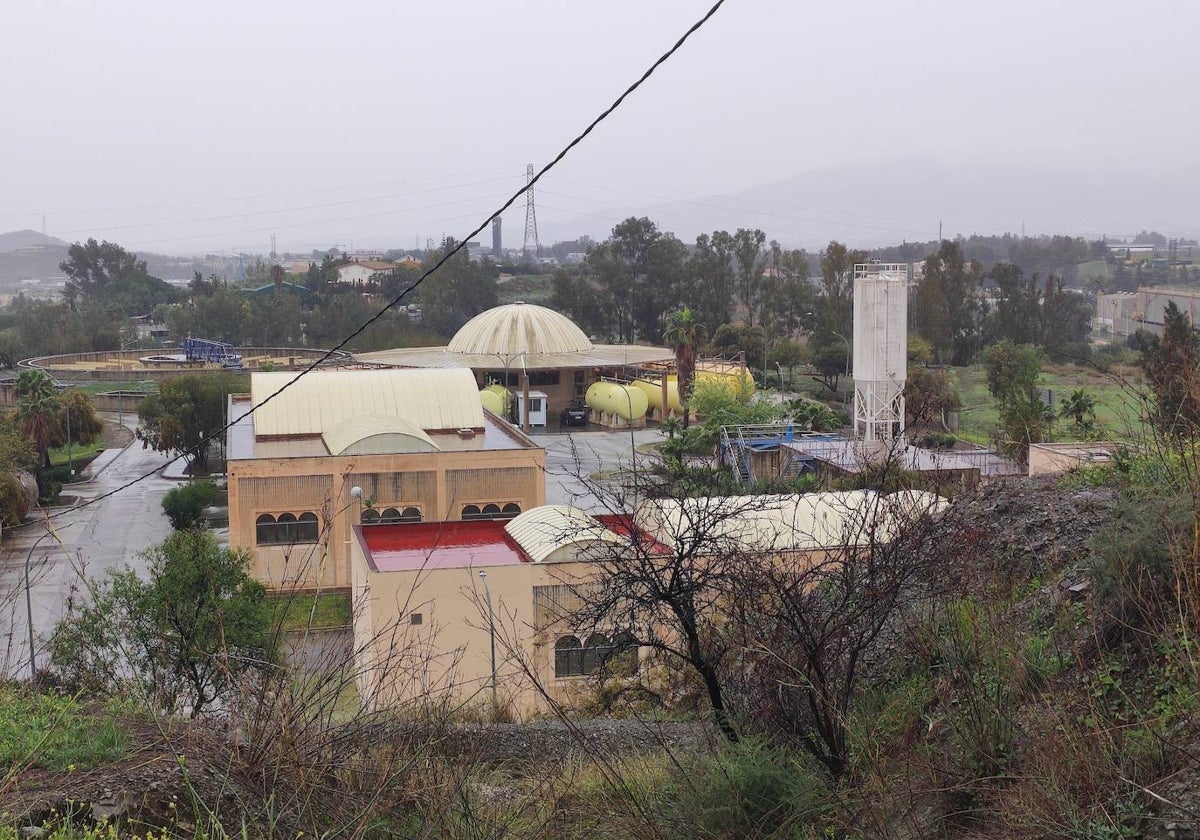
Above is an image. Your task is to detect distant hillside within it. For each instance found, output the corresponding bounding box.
[0,229,68,254]
[546,159,1200,249]
[0,229,212,286]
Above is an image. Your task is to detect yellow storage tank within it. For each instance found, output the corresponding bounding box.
[696,368,756,400]
[480,384,512,417]
[633,377,683,416]
[586,381,648,421]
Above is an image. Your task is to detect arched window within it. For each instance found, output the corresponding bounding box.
[399,506,422,522]
[501,503,521,518]
[255,514,277,544]
[461,504,483,520]
[555,635,584,678]
[361,508,381,525]
[277,512,298,543]
[482,503,501,517]
[297,512,319,543]
[582,633,610,675]
[380,507,402,524]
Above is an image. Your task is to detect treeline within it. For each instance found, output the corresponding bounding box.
[547,218,1095,375]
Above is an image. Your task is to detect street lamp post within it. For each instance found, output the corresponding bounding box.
[775,362,785,407]
[829,330,852,379]
[25,529,54,681]
[479,569,497,711]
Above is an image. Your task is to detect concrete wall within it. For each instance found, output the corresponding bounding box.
[350,539,605,717]
[1028,442,1116,476]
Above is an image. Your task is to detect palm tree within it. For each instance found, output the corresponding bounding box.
[14,370,60,469]
[663,308,702,429]
[1058,388,1097,429]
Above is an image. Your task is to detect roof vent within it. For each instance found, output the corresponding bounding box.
[457,428,476,439]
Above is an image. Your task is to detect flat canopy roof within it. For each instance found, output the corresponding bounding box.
[353,344,674,371]
[359,520,530,572]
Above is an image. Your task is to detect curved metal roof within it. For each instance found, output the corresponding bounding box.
[637,490,947,553]
[248,369,484,436]
[504,504,622,563]
[447,303,594,356]
[322,414,438,455]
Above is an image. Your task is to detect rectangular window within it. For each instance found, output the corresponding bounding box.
[409,613,423,626]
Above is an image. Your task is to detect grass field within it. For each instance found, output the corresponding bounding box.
[0,687,126,773]
[48,437,105,468]
[949,362,1144,445]
[272,591,353,631]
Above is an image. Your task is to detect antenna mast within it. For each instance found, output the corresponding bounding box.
[522,164,540,259]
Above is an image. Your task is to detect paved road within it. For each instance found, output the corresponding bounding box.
[0,426,175,678]
[0,422,670,678]
[538,426,663,512]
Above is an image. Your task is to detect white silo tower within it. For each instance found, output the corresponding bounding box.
[852,263,909,442]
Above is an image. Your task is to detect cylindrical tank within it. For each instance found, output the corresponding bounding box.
[586,381,648,421]
[852,265,908,385]
[696,368,756,400]
[633,377,682,415]
[480,384,512,416]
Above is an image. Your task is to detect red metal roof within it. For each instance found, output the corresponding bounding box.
[359,520,531,572]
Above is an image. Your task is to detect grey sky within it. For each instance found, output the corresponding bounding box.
[2,0,1197,254]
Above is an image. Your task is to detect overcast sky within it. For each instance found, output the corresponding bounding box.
[2,0,1197,255]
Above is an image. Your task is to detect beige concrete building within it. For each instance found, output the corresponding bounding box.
[349,491,947,716]
[354,302,674,429]
[1027,442,1118,476]
[226,368,545,591]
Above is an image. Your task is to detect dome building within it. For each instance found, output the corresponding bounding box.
[354,303,674,430]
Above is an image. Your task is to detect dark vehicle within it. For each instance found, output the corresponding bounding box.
[559,402,589,427]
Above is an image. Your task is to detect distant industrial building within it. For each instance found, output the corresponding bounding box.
[354,303,674,430]
[1095,286,1200,337]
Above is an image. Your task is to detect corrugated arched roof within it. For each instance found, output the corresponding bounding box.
[322,414,438,455]
[248,368,483,436]
[504,504,621,563]
[447,303,594,356]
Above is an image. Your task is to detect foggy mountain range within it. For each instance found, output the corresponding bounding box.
[4,159,1197,277]
[541,159,1200,249]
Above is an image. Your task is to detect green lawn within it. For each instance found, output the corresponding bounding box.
[47,437,106,469]
[0,687,126,773]
[948,363,1144,445]
[272,591,353,631]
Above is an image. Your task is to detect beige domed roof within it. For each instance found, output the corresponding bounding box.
[447,302,594,356]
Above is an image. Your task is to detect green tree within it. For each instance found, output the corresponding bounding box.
[910,240,983,365]
[983,341,1051,462]
[709,323,766,370]
[13,370,60,469]
[761,243,816,343]
[1139,302,1200,437]
[684,232,736,334]
[161,480,221,530]
[50,530,275,717]
[731,228,766,326]
[664,308,703,429]
[51,390,104,450]
[416,238,497,337]
[137,372,248,471]
[59,238,147,302]
[817,240,864,340]
[904,366,962,428]
[1058,387,1098,429]
[0,415,38,526]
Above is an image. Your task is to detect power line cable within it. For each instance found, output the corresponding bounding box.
[23,0,729,530]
